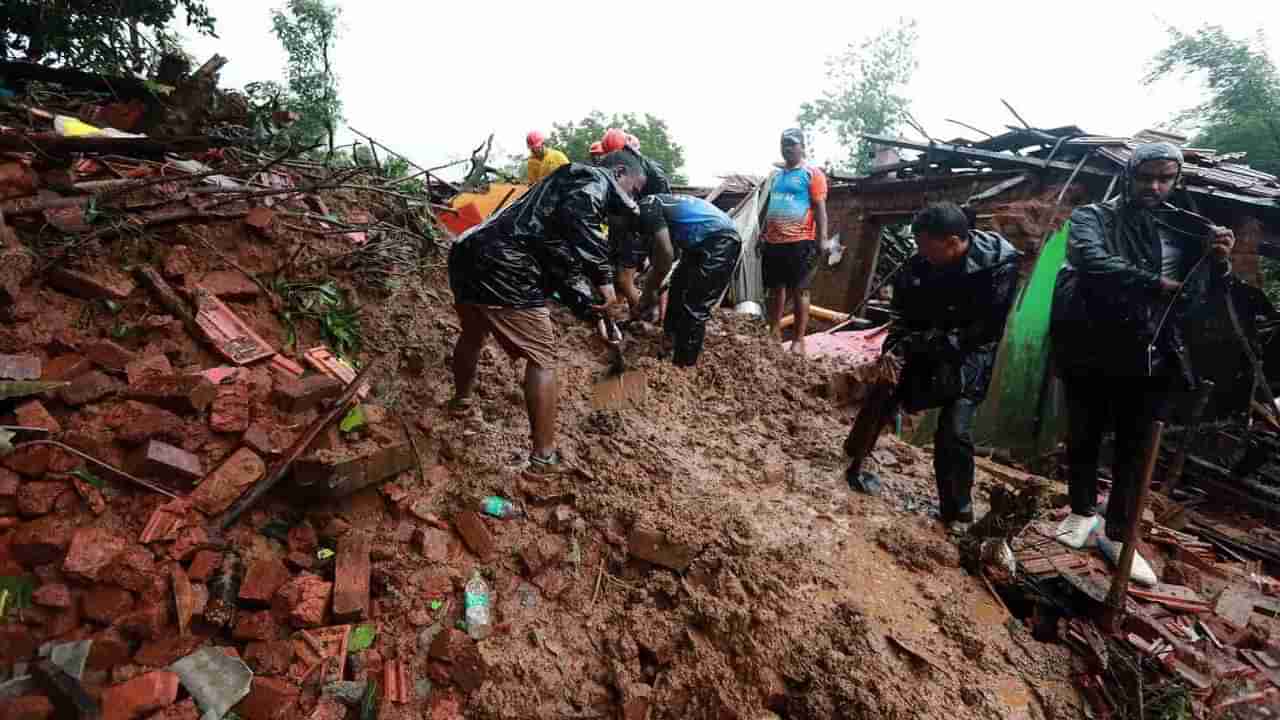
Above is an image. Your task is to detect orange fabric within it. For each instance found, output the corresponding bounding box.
[762,165,828,244]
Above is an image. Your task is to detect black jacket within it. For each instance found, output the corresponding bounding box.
[888,230,1021,412]
[448,163,638,317]
[1050,199,1226,382]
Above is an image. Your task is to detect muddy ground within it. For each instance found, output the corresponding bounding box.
[354,265,1087,720]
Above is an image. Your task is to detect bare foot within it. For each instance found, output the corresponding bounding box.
[790,340,807,356]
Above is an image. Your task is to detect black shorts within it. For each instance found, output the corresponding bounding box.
[761,240,817,290]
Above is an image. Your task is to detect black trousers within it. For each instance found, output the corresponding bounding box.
[665,232,741,367]
[935,399,978,522]
[1062,373,1172,541]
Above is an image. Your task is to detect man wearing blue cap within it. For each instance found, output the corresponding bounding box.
[1050,142,1236,585]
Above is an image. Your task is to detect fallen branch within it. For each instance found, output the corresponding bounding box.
[134,264,203,341]
[215,354,389,529]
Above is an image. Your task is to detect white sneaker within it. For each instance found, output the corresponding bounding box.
[1055,513,1100,549]
[1096,535,1158,587]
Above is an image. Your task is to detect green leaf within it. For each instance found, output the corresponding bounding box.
[0,575,35,614]
[69,468,105,489]
[102,299,121,315]
[339,405,366,433]
[317,548,335,560]
[348,624,377,652]
[429,600,442,611]
[359,678,379,720]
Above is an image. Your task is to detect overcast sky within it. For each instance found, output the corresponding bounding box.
[184,1,1280,185]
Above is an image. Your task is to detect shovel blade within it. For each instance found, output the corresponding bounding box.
[591,369,647,410]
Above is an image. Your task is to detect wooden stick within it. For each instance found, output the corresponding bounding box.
[1102,421,1165,633]
[215,355,388,530]
[1165,381,1215,496]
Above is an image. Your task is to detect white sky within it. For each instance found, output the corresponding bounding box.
[183,1,1280,185]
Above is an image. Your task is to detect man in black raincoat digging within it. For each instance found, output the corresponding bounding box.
[447,150,645,475]
[844,203,1021,535]
[1050,142,1235,585]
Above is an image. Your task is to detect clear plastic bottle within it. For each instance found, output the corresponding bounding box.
[481,496,523,520]
[464,570,492,640]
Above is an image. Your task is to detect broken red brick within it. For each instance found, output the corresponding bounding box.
[244,640,296,676]
[63,527,127,582]
[42,354,91,382]
[83,585,136,624]
[416,527,450,563]
[233,610,282,642]
[233,677,300,720]
[162,246,196,279]
[284,551,315,572]
[271,374,343,413]
[168,524,208,562]
[190,447,264,516]
[32,582,72,608]
[125,354,174,387]
[13,399,59,434]
[383,658,411,704]
[245,207,276,236]
[2,444,51,477]
[0,695,54,720]
[199,271,260,301]
[115,601,170,641]
[0,467,17,497]
[242,424,276,457]
[127,374,217,414]
[133,633,205,666]
[59,369,120,406]
[0,161,36,200]
[17,480,69,517]
[87,633,134,673]
[187,550,222,582]
[105,545,158,593]
[454,511,495,560]
[49,266,135,301]
[172,565,195,636]
[85,339,137,372]
[419,571,453,602]
[71,475,107,516]
[101,670,179,720]
[210,381,251,433]
[240,559,291,605]
[106,401,185,447]
[270,354,305,379]
[0,353,41,381]
[131,440,203,485]
[139,497,191,544]
[10,513,75,565]
[273,573,331,628]
[288,523,319,554]
[332,533,370,622]
[628,526,697,571]
[0,624,38,665]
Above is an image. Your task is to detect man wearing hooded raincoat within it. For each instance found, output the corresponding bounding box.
[843,204,1020,535]
[448,151,644,474]
[1050,142,1236,585]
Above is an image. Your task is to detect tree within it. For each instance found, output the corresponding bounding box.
[269,0,342,156]
[1,1,216,73]
[797,18,918,174]
[545,111,688,184]
[1145,25,1280,176]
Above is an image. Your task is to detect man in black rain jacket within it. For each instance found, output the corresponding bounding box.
[1050,142,1235,585]
[844,203,1020,534]
[447,150,645,475]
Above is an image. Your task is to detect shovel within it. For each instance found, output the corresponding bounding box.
[591,318,648,410]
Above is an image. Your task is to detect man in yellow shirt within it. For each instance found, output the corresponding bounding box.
[525,130,569,185]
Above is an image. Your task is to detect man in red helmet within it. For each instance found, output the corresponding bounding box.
[525,130,569,185]
[589,141,605,165]
[599,128,672,312]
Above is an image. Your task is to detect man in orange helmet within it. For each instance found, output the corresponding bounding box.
[525,130,569,185]
[589,141,605,165]
[599,128,672,313]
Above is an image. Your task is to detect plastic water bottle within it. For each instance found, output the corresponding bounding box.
[481,496,523,520]
[464,570,492,640]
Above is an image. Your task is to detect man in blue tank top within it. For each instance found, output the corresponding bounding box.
[627,194,742,366]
